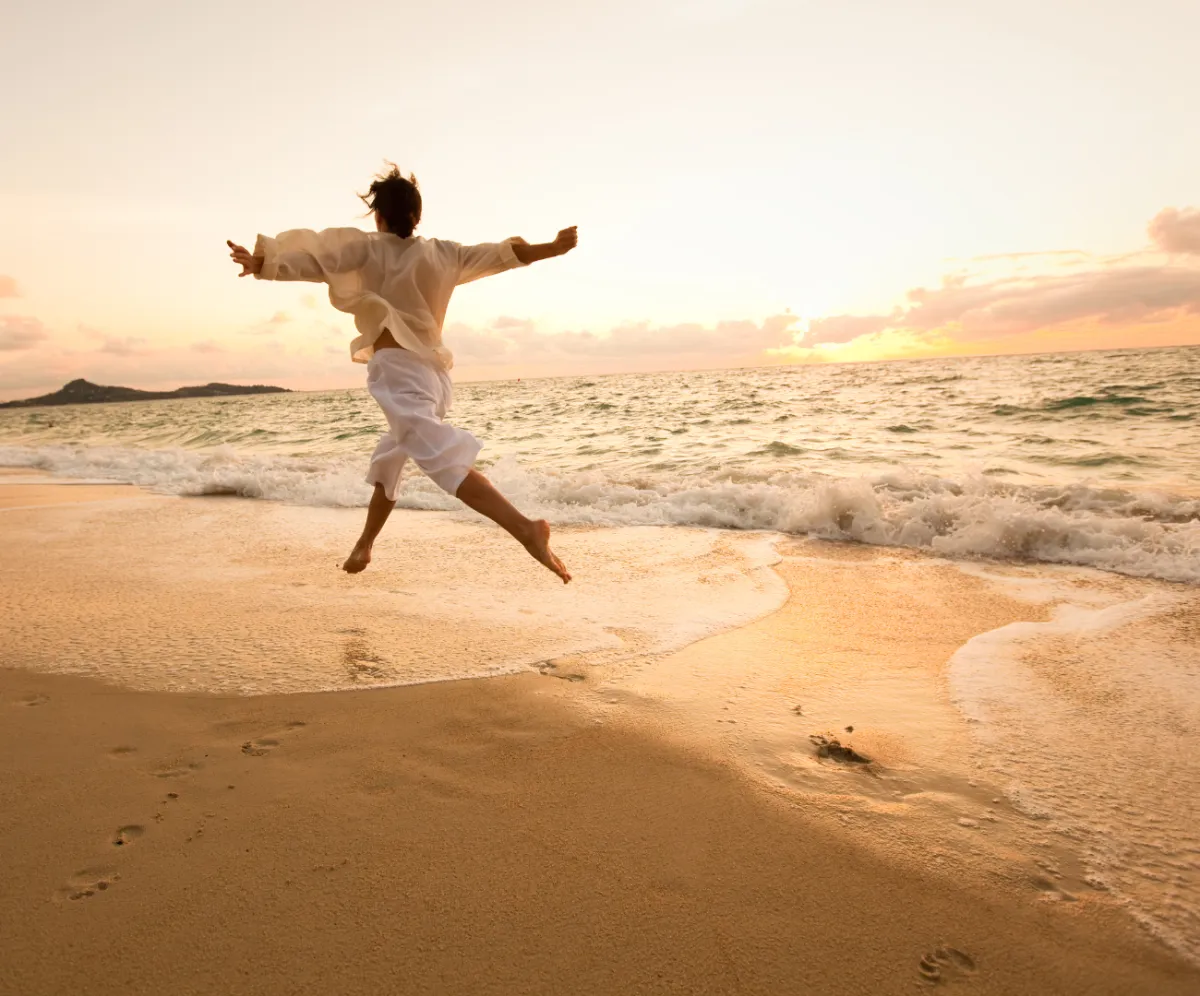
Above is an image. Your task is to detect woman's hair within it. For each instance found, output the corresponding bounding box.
[359,163,422,237]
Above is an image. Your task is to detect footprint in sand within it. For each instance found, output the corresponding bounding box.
[59,868,121,902]
[918,947,977,986]
[108,746,137,758]
[1032,876,1077,902]
[242,721,306,756]
[152,761,203,779]
[241,738,280,756]
[18,693,49,707]
[536,661,586,682]
[342,638,389,682]
[112,825,144,848]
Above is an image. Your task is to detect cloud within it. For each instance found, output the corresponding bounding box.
[966,250,1088,263]
[0,275,20,298]
[804,314,891,345]
[242,311,293,335]
[98,335,150,356]
[797,206,1200,349]
[450,314,800,366]
[0,316,48,351]
[900,266,1200,340]
[192,340,225,354]
[801,266,1200,347]
[449,324,515,360]
[491,315,535,330]
[1149,207,1200,256]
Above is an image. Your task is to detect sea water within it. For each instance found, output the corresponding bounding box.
[2,345,1198,581]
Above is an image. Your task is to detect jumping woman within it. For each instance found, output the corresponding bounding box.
[227,164,575,583]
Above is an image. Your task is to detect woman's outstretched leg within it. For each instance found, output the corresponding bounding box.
[455,469,571,583]
[343,483,395,573]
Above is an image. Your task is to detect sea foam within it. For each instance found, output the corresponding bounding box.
[3,443,1197,584]
[949,590,1200,963]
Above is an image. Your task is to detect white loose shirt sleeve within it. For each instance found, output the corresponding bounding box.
[455,240,528,285]
[254,228,372,282]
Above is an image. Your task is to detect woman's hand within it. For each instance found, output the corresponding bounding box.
[552,226,578,256]
[227,240,263,277]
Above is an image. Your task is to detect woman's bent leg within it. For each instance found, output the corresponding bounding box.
[342,483,396,574]
[454,469,571,583]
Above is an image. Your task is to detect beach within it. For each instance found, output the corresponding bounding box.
[5,0,1200,983]
[2,475,1198,995]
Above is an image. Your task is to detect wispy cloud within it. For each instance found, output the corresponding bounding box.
[450,314,799,366]
[492,315,535,330]
[1149,207,1200,256]
[0,316,48,351]
[799,206,1200,349]
[964,250,1089,264]
[98,335,150,356]
[242,311,292,335]
[902,267,1200,339]
[804,314,892,346]
[0,275,20,299]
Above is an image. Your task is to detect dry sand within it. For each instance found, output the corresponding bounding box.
[2,480,1198,995]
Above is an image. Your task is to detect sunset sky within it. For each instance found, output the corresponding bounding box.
[2,0,1199,399]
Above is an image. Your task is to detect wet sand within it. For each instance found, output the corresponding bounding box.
[1,478,1197,995]
[0,468,142,509]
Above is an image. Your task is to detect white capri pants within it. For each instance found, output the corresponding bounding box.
[364,348,481,500]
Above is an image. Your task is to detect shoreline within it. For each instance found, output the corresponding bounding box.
[3,477,1198,993]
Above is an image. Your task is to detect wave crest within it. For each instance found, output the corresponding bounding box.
[3,444,1197,583]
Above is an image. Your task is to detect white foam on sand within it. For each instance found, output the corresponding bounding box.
[948,584,1200,962]
[0,495,786,696]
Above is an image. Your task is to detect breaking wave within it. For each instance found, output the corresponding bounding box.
[4,443,1197,584]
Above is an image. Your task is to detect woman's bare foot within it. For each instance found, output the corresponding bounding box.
[342,542,372,574]
[452,471,570,583]
[520,519,571,583]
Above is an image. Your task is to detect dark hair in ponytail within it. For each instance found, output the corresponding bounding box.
[359,162,422,237]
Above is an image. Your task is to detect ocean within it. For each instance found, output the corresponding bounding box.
[2,345,1198,582]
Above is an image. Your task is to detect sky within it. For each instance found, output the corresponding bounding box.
[1,0,1199,399]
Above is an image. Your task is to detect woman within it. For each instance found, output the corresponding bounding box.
[227,164,575,582]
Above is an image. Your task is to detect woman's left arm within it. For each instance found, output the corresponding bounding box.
[455,227,578,285]
[510,227,578,265]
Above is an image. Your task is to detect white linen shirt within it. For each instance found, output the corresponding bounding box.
[253,228,528,370]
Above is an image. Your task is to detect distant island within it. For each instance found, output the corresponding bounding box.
[0,379,292,409]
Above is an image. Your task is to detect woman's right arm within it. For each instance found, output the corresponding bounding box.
[227,240,267,277]
[227,229,371,282]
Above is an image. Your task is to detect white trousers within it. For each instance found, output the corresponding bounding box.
[364,349,481,499]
